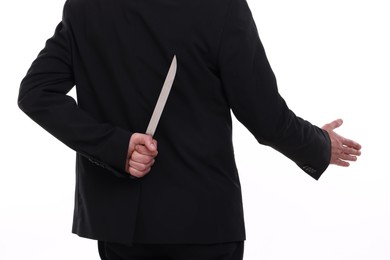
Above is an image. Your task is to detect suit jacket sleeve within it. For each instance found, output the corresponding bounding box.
[218,0,331,179]
[18,1,132,178]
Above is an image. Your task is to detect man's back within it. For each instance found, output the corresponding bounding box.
[18,0,331,245]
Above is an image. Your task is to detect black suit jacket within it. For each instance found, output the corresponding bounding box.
[18,0,331,245]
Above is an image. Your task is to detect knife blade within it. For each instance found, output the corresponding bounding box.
[145,55,177,136]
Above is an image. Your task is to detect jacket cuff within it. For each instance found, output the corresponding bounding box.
[86,127,132,178]
[298,129,332,180]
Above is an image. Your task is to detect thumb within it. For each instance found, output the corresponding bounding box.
[145,137,157,152]
[323,118,343,131]
[130,133,157,152]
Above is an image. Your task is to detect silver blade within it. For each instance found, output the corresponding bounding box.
[145,55,177,136]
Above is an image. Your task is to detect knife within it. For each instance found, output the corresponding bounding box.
[145,55,177,136]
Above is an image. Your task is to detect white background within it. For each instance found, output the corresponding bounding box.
[1,0,389,259]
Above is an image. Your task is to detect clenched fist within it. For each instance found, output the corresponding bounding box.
[125,133,158,178]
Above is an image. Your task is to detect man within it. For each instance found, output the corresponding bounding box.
[18,0,361,259]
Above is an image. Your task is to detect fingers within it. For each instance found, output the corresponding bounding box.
[338,134,362,159]
[331,158,350,167]
[338,152,358,162]
[127,148,157,178]
[343,138,362,151]
[330,142,362,166]
[128,154,155,178]
[342,144,361,157]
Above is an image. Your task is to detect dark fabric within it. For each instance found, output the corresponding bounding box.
[99,241,244,260]
[18,0,331,245]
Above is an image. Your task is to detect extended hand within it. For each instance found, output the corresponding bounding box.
[322,119,362,167]
[126,133,158,178]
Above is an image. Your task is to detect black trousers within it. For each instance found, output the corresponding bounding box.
[98,241,244,260]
